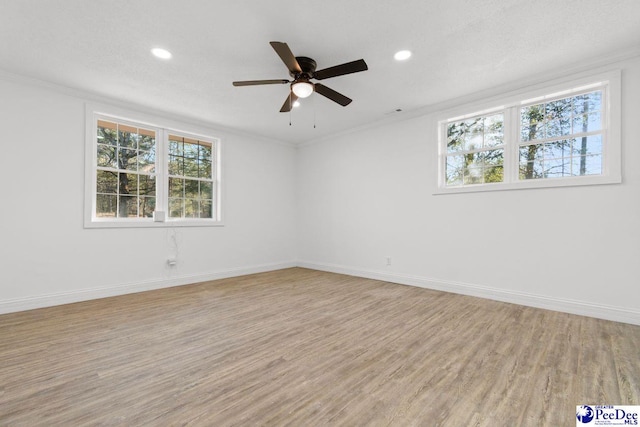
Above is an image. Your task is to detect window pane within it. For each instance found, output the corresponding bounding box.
[199,160,212,179]
[184,199,199,218]
[169,155,183,176]
[484,132,503,148]
[96,170,118,193]
[544,158,571,177]
[118,148,137,171]
[97,120,117,146]
[463,167,483,185]
[521,104,545,141]
[198,163,211,179]
[573,111,601,133]
[169,198,183,218]
[139,175,156,197]
[117,173,137,194]
[169,139,183,156]
[184,142,199,159]
[138,150,155,173]
[519,161,544,180]
[118,124,138,149]
[96,194,117,217]
[139,196,155,218]
[185,179,199,199]
[519,144,543,163]
[482,149,504,166]
[97,144,117,168]
[543,140,572,159]
[572,154,602,176]
[464,118,483,151]
[169,177,183,198]
[546,98,572,122]
[199,144,212,163]
[445,155,463,186]
[446,122,465,153]
[573,91,602,114]
[200,181,213,198]
[546,119,571,138]
[483,113,505,148]
[200,200,213,218]
[138,130,155,151]
[519,144,544,179]
[118,195,138,218]
[572,135,602,156]
[484,165,503,183]
[463,152,481,169]
[183,157,199,178]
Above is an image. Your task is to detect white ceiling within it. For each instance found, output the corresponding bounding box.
[2,0,639,144]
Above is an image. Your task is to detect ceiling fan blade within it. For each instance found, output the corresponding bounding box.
[280,92,299,113]
[314,83,352,106]
[314,59,368,80]
[233,79,289,86]
[270,41,302,74]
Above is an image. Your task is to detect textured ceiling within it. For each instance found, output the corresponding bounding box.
[1,0,639,144]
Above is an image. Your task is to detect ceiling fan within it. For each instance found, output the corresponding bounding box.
[232,41,368,112]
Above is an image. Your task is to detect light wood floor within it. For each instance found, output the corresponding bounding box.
[1,268,638,426]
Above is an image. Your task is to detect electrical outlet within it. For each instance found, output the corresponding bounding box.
[386,257,392,266]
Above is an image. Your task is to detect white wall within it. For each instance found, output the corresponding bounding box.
[297,56,640,325]
[2,56,639,325]
[0,75,297,312]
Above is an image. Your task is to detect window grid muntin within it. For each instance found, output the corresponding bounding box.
[440,82,609,190]
[518,89,605,181]
[95,119,157,219]
[91,114,221,224]
[445,111,505,187]
[167,134,216,219]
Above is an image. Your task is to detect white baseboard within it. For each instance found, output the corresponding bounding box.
[0,261,297,315]
[297,261,640,326]
[3,260,638,326]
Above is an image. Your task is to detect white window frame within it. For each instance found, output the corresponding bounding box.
[84,104,223,228]
[436,70,621,194]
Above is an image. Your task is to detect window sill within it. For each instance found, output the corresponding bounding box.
[84,219,225,229]
[434,174,621,195]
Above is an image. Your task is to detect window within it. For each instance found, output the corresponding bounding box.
[518,90,603,180]
[85,107,222,227]
[167,135,215,219]
[95,120,157,218]
[437,71,621,193]
[445,112,504,186]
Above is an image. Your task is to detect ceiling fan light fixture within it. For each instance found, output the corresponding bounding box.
[292,81,314,98]
[151,48,172,59]
[394,50,412,61]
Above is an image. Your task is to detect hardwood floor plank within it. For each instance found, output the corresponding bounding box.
[1,268,638,426]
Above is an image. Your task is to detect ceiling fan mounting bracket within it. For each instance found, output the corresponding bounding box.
[290,56,317,79]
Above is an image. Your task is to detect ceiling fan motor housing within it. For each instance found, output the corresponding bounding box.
[292,56,317,80]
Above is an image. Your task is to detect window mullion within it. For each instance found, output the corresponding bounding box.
[504,106,520,184]
[155,128,168,219]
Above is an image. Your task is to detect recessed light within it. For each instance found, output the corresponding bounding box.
[151,48,172,59]
[394,50,412,61]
